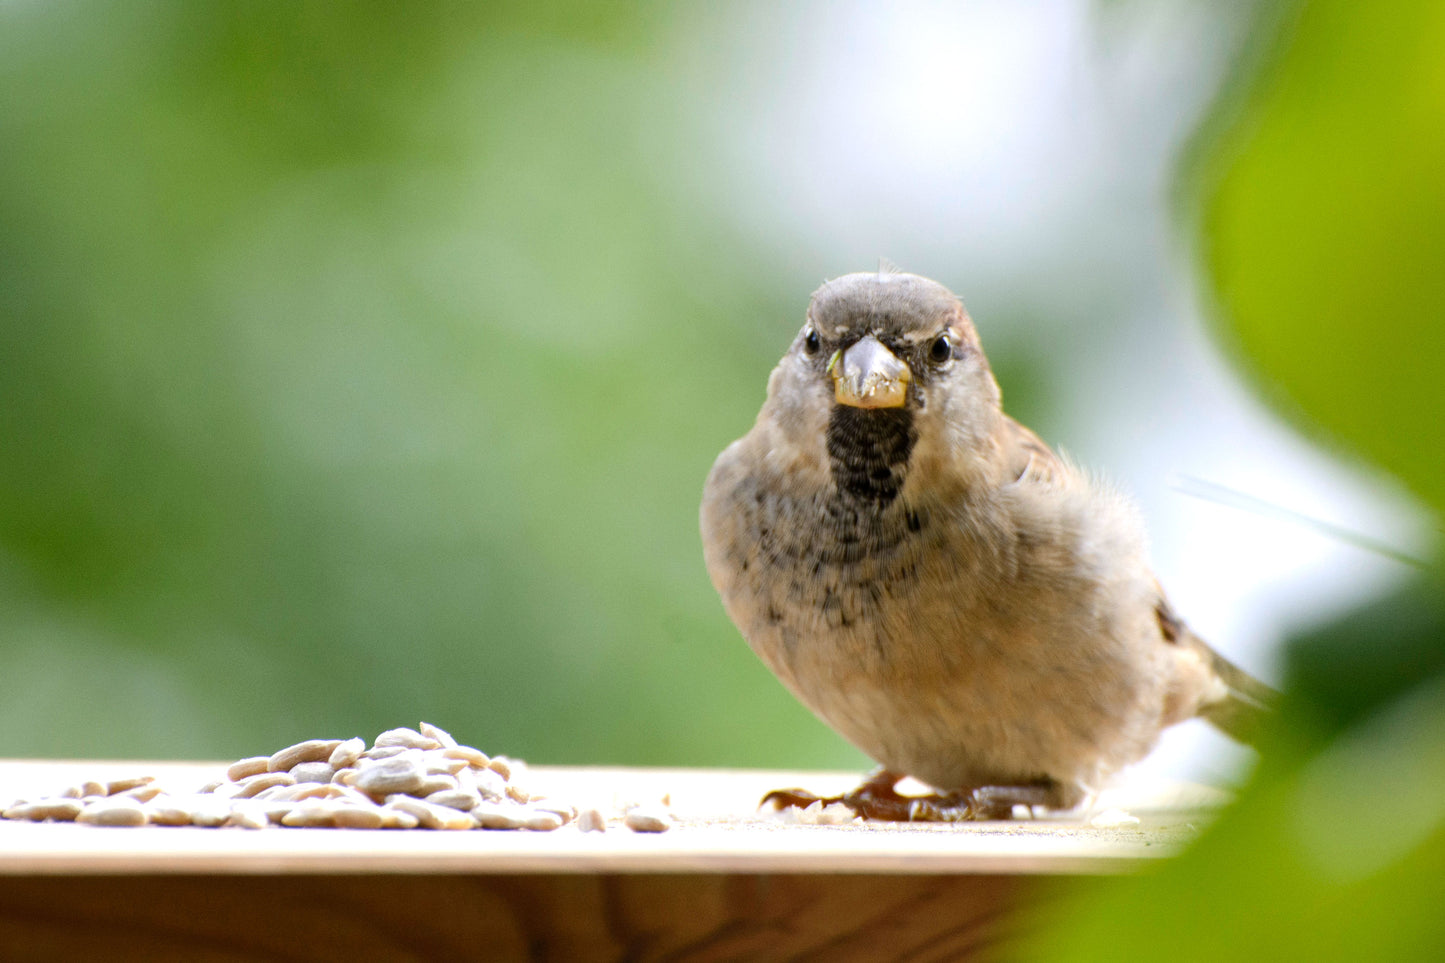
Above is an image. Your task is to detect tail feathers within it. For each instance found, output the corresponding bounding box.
[1189,633,1279,745]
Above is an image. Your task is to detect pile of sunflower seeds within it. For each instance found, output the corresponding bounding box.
[2,723,669,833]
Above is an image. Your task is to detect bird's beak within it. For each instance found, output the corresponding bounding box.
[830,334,911,409]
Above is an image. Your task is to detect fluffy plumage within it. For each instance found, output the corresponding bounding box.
[700,271,1274,817]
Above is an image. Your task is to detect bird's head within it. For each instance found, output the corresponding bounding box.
[763,271,1003,491]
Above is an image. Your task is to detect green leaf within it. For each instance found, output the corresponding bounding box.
[1202,0,1445,518]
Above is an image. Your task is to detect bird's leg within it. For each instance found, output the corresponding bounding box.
[762,773,1067,822]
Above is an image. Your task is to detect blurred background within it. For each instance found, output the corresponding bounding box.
[5,0,1444,955]
[0,1,1436,772]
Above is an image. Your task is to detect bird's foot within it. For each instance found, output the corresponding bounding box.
[761,771,1061,822]
[761,767,917,820]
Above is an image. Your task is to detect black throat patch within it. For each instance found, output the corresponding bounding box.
[825,407,916,505]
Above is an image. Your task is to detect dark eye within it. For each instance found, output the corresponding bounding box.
[929,334,952,364]
[803,328,821,355]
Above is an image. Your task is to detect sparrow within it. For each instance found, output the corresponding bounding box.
[699,269,1277,820]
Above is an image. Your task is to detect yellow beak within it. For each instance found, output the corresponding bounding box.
[830,334,911,409]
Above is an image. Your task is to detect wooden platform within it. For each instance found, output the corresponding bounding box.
[0,760,1225,961]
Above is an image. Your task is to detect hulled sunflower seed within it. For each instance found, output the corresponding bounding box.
[441,746,490,768]
[331,803,386,829]
[374,727,441,751]
[520,810,564,832]
[624,807,671,833]
[78,798,148,827]
[426,789,482,812]
[226,756,271,781]
[354,755,427,799]
[418,722,458,749]
[281,801,339,828]
[289,761,335,784]
[8,799,84,822]
[327,737,366,770]
[269,739,343,773]
[385,795,472,830]
[234,772,295,799]
[105,776,155,796]
[470,803,526,830]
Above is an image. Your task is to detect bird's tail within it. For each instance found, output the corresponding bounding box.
[1188,632,1280,745]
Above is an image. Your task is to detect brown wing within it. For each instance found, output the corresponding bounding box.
[999,415,1065,485]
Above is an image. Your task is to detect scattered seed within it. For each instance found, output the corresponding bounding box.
[234,772,295,799]
[78,798,148,827]
[188,797,235,828]
[290,761,335,784]
[269,739,344,773]
[577,808,607,833]
[3,727,578,835]
[534,803,577,825]
[360,746,407,761]
[428,755,469,776]
[521,810,564,832]
[226,805,269,830]
[121,784,164,803]
[327,737,366,770]
[625,807,671,833]
[426,789,482,812]
[105,776,155,796]
[470,803,525,830]
[386,795,472,830]
[8,799,84,822]
[374,727,441,751]
[331,804,386,829]
[226,756,271,781]
[472,768,508,802]
[418,721,458,749]
[413,773,458,797]
[442,746,490,768]
[354,756,427,800]
[282,801,339,828]
[146,798,195,826]
[380,808,420,830]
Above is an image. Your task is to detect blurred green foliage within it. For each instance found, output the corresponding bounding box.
[1203,1,1445,515]
[1022,1,1445,959]
[0,1,883,766]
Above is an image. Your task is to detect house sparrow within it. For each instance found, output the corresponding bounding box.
[700,270,1276,820]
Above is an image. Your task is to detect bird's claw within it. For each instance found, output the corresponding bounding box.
[761,775,1059,822]
[760,778,980,822]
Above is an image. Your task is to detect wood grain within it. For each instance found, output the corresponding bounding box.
[0,873,1035,962]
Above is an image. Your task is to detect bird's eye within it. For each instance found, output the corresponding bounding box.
[803,328,821,355]
[929,334,952,364]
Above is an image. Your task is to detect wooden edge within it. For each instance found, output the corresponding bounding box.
[0,761,1222,877]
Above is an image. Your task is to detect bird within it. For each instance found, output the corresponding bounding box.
[699,268,1277,820]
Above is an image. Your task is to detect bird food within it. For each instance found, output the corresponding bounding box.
[0,723,664,831]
